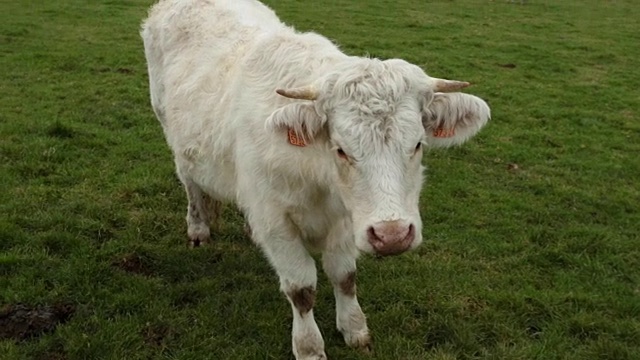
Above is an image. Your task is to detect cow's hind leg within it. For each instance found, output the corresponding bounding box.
[178,172,221,247]
[252,216,326,360]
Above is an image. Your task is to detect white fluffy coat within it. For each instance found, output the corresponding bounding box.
[141,1,490,358]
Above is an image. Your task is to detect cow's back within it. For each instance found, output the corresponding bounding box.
[141,0,347,205]
[142,0,282,55]
[141,0,284,127]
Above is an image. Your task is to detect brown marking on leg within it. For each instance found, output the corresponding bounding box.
[288,287,316,316]
[340,271,356,297]
[203,196,222,231]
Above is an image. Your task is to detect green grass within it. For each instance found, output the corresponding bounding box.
[1,0,639,359]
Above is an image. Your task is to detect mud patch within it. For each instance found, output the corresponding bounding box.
[142,321,175,348]
[113,252,154,276]
[0,303,75,341]
[93,66,135,75]
[116,67,134,75]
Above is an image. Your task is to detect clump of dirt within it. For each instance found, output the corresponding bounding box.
[113,252,154,276]
[116,67,134,74]
[142,322,175,348]
[0,303,75,341]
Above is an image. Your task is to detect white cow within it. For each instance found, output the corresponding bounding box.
[141,0,490,358]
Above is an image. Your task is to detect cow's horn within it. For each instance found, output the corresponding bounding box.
[276,86,318,100]
[432,78,470,92]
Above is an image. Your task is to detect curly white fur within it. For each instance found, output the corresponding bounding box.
[141,0,490,357]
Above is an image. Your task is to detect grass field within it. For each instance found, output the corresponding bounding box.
[1,0,639,359]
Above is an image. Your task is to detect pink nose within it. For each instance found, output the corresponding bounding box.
[367,221,415,256]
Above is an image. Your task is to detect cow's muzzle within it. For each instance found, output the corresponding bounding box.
[367,220,415,256]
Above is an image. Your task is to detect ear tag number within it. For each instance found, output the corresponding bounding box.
[432,127,456,138]
[288,128,307,147]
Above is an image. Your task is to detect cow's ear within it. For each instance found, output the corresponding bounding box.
[422,92,490,148]
[266,103,326,142]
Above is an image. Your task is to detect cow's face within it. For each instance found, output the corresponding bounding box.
[269,59,491,256]
[326,88,426,256]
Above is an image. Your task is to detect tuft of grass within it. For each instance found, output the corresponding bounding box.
[1,0,639,359]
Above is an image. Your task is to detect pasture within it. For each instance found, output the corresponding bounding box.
[1,0,639,359]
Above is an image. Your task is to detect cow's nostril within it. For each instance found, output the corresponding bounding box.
[406,224,415,241]
[367,227,381,243]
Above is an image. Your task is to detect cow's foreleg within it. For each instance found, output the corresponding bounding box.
[177,170,220,247]
[322,249,371,351]
[256,227,326,360]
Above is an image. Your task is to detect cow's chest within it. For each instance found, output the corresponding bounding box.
[287,191,349,252]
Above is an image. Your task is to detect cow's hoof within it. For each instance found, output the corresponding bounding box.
[298,354,327,360]
[187,222,211,248]
[294,342,327,360]
[187,235,210,248]
[343,330,372,353]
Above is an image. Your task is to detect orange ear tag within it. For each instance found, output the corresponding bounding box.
[287,128,307,147]
[432,127,456,138]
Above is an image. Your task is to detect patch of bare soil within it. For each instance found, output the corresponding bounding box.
[0,303,75,341]
[142,322,174,348]
[113,252,154,276]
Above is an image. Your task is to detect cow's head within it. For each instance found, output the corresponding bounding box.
[268,59,490,256]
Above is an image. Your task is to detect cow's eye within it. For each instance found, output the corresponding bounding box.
[337,148,348,159]
[415,142,422,151]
